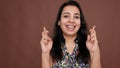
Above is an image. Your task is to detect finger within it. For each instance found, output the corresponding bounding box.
[41,27,46,39]
[41,27,48,41]
[89,25,96,34]
[43,27,48,36]
[44,27,49,33]
[92,26,97,40]
[44,27,50,38]
[90,32,98,43]
[90,30,95,38]
[90,36,95,42]
[92,25,96,35]
[89,25,96,37]
[93,30,97,40]
[47,37,52,44]
[41,31,44,39]
[41,33,47,42]
[89,29,93,39]
[89,26,97,42]
[44,36,52,46]
[43,27,51,44]
[89,29,93,36]
[87,35,91,42]
[90,32,97,42]
[93,25,96,30]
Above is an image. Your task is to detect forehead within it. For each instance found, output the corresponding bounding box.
[62,5,80,14]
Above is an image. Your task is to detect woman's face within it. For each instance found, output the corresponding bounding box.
[59,5,80,37]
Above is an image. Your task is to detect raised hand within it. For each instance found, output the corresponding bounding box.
[86,25,100,54]
[40,27,53,54]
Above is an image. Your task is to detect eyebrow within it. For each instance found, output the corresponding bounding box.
[62,12,70,15]
[74,13,80,15]
[62,12,80,15]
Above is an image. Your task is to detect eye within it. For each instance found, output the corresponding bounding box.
[74,16,80,19]
[63,15,69,18]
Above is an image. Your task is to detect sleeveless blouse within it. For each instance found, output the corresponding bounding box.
[52,43,89,68]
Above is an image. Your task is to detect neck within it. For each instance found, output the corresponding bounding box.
[63,34,77,43]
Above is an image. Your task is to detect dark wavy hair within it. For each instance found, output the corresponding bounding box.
[50,0,90,63]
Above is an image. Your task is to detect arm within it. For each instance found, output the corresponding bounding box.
[42,54,52,68]
[90,48,101,68]
[86,26,101,68]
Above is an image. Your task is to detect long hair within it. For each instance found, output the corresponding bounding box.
[50,0,90,63]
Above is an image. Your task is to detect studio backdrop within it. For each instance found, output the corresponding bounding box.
[0,0,120,68]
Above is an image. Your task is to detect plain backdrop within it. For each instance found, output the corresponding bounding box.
[0,0,120,68]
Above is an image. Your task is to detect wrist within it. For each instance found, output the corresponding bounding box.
[90,48,100,57]
[41,53,52,68]
[42,53,50,59]
[41,51,50,55]
[90,49,100,61]
[90,50,101,68]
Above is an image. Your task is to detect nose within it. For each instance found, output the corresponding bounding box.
[69,17,74,23]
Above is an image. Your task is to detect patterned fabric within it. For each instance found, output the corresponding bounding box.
[52,43,89,68]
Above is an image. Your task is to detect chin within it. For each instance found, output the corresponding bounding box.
[64,32,77,36]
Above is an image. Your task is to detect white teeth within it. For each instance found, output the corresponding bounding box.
[66,25,75,29]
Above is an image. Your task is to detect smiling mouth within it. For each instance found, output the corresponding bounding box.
[66,25,76,30]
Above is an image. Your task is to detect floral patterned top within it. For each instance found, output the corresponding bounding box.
[52,43,89,68]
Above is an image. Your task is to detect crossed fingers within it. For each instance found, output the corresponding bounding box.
[41,27,50,45]
[87,25,98,43]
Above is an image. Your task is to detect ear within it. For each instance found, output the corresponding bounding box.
[58,21,60,25]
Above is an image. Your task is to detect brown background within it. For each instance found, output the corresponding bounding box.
[0,0,120,68]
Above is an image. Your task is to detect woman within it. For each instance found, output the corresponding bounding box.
[40,0,101,68]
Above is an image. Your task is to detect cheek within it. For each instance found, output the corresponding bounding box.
[76,20,81,28]
[60,23,65,30]
[59,19,67,27]
[61,18,67,24]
